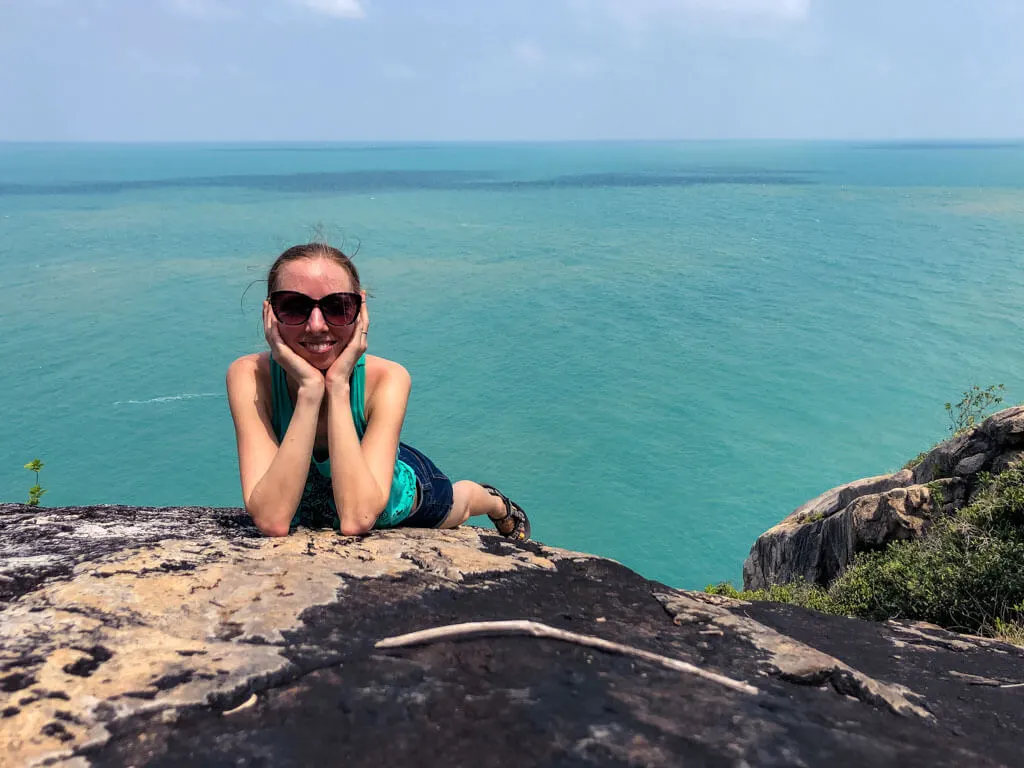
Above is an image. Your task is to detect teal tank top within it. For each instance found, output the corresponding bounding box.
[268,354,417,529]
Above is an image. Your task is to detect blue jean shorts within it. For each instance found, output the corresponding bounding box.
[398,443,454,528]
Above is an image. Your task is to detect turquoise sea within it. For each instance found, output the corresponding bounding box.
[2,141,1024,589]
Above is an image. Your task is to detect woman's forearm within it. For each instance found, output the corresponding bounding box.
[246,388,322,535]
[327,385,389,535]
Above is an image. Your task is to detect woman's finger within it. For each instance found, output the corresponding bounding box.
[265,311,281,348]
[359,305,369,350]
[264,308,293,362]
[263,301,276,341]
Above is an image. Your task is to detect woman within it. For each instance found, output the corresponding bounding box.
[226,242,531,540]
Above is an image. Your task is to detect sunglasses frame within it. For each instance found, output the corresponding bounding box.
[268,290,363,327]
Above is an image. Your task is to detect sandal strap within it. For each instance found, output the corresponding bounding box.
[481,483,530,541]
[481,483,512,520]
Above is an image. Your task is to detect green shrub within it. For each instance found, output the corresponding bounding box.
[903,449,930,470]
[704,579,834,613]
[704,582,743,599]
[720,466,1024,644]
[828,468,1024,633]
[902,383,1005,470]
[945,383,1005,436]
[994,617,1024,645]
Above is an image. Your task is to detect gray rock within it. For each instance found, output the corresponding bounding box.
[742,480,953,591]
[991,449,1024,475]
[3,504,1024,767]
[954,452,989,477]
[745,405,1024,591]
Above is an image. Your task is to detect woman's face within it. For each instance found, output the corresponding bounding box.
[272,257,360,370]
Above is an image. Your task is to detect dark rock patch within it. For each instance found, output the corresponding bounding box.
[0,672,35,692]
[41,721,74,742]
[3,505,1024,766]
[63,646,114,677]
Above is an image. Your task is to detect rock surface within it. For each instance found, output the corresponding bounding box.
[743,406,1024,591]
[2,504,1024,767]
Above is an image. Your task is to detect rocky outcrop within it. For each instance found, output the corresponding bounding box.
[3,504,1024,767]
[743,406,1024,591]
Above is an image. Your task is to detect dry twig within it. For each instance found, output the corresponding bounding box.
[376,619,759,696]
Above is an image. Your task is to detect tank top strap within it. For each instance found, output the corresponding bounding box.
[268,354,292,442]
[351,354,368,438]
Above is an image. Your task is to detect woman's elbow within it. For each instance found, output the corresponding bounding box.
[338,503,383,536]
[338,517,375,537]
[246,504,292,538]
[257,522,291,538]
[336,492,386,536]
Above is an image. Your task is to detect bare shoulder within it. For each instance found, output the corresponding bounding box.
[365,355,411,390]
[226,352,270,388]
[364,356,411,419]
[364,356,411,423]
[226,353,273,428]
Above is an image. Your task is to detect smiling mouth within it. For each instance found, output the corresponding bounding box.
[301,341,336,354]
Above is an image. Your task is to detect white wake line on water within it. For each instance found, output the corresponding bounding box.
[114,393,224,405]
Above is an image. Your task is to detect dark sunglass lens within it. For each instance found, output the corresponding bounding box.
[320,293,360,325]
[272,293,313,325]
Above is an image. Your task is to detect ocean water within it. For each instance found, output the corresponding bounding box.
[2,140,1024,589]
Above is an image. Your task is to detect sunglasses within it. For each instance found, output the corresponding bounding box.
[269,290,362,326]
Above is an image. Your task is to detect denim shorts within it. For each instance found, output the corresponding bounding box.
[398,443,454,528]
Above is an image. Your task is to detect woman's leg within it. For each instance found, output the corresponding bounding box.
[440,480,515,533]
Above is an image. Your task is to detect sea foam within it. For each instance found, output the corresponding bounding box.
[114,393,223,406]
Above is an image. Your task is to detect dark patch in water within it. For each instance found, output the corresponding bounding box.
[0,168,814,198]
[211,144,450,153]
[482,172,811,191]
[855,141,1024,151]
[0,170,490,197]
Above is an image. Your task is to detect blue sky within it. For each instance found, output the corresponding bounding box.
[0,0,1022,141]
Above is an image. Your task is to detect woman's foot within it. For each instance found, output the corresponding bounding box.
[480,484,531,542]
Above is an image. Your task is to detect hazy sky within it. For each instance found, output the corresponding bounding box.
[1,0,1022,141]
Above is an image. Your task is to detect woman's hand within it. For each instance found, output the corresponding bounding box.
[263,301,326,398]
[325,291,369,395]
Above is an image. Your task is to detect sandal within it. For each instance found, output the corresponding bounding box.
[480,484,532,542]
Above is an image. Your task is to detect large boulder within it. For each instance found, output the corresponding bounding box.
[3,503,1024,767]
[743,406,1024,591]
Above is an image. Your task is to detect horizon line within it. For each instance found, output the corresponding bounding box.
[2,137,1024,146]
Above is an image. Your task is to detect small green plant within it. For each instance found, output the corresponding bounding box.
[704,579,835,613]
[945,384,1005,436]
[994,616,1024,646]
[24,458,46,506]
[926,481,946,509]
[903,448,931,471]
[705,582,743,599]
